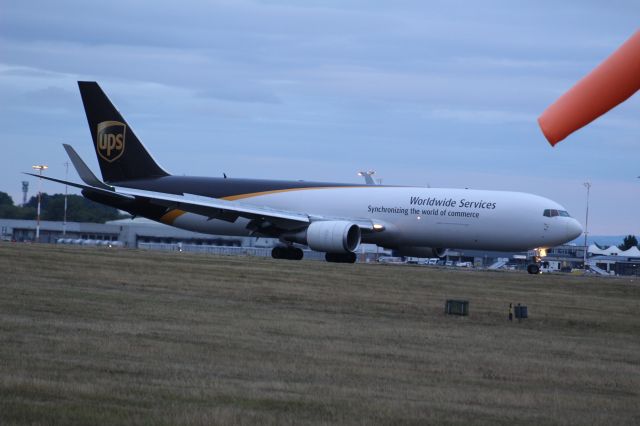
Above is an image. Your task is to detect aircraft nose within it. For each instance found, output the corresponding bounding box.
[567,219,583,240]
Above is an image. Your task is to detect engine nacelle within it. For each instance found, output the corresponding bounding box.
[392,246,447,258]
[306,221,361,253]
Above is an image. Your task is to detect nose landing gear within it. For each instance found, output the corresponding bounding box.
[527,248,546,274]
[527,264,540,274]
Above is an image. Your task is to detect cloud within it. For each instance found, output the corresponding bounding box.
[425,108,536,125]
[19,86,77,109]
[1,0,638,235]
[195,86,280,104]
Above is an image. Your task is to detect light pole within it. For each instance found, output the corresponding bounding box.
[583,182,591,269]
[32,165,48,242]
[63,161,69,236]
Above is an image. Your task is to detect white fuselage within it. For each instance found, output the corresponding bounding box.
[167,187,583,251]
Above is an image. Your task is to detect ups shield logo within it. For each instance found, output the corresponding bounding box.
[96,121,126,163]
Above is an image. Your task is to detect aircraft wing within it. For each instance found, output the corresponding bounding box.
[116,186,311,226]
[25,173,378,232]
[112,186,379,231]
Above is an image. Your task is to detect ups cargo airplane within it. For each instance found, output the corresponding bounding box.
[29,82,583,270]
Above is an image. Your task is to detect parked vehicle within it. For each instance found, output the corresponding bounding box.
[540,260,561,273]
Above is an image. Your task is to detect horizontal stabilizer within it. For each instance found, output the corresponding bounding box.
[22,172,134,201]
[63,144,113,190]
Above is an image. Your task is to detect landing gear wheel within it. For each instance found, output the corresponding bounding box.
[272,246,304,260]
[527,264,540,274]
[289,247,304,260]
[325,252,357,263]
[272,246,285,259]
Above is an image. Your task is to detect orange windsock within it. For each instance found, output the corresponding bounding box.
[538,30,640,146]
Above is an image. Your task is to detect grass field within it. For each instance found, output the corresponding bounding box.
[1,242,639,425]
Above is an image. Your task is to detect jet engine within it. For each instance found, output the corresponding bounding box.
[305,221,361,253]
[392,246,446,258]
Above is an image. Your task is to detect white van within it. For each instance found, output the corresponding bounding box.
[540,260,561,273]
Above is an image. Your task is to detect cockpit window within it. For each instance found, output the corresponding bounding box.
[543,209,571,217]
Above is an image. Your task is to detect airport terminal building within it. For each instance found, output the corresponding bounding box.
[0,218,258,248]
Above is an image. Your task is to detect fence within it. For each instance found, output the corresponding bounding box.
[137,243,326,260]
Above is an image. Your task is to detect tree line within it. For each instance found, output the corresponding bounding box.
[0,191,127,223]
[618,235,639,251]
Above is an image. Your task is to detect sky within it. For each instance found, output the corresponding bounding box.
[1,0,638,236]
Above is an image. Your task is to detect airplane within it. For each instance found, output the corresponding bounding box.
[357,170,377,185]
[27,82,583,272]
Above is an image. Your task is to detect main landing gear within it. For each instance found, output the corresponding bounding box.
[325,252,357,263]
[271,246,356,263]
[271,246,304,260]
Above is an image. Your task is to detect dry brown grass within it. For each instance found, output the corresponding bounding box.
[0,242,639,425]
